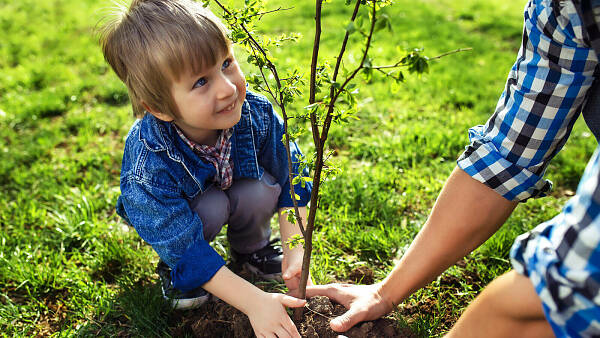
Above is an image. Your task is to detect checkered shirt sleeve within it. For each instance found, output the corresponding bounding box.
[510,146,600,337]
[457,0,598,202]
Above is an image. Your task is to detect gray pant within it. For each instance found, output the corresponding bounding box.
[189,172,282,254]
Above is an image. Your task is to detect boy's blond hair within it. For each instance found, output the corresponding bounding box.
[97,0,230,117]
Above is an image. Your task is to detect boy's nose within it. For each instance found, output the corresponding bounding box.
[216,76,236,99]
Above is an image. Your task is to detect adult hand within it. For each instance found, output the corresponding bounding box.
[247,293,306,338]
[305,282,394,332]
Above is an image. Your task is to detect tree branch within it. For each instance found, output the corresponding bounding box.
[213,0,306,237]
[309,0,323,150]
[249,7,293,18]
[371,47,473,70]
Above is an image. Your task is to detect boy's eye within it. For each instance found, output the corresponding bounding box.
[193,77,207,89]
[222,58,231,70]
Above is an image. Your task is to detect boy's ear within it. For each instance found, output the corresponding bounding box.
[141,101,174,122]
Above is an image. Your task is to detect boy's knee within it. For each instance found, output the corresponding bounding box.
[228,172,281,216]
[189,187,230,241]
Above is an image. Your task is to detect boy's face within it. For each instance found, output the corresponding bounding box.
[168,49,246,145]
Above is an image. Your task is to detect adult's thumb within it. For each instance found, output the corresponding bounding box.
[280,295,306,308]
[330,310,360,332]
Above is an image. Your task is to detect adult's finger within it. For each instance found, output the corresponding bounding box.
[330,306,365,332]
[304,284,341,299]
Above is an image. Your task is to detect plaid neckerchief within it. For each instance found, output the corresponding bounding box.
[173,124,234,190]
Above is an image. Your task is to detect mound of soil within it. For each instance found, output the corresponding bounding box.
[297,296,416,338]
[169,265,418,337]
[170,295,414,338]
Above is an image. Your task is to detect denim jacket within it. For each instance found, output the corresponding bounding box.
[116,91,312,291]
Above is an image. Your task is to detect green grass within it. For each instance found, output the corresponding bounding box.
[1,0,596,336]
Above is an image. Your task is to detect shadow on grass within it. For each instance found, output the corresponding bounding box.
[75,279,173,337]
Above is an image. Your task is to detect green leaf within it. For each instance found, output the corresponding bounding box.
[292,175,302,185]
[374,14,390,33]
[345,21,357,35]
[286,211,295,224]
[286,234,305,249]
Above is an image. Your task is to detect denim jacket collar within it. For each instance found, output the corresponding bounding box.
[136,99,260,192]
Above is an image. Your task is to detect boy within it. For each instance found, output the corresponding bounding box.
[97,0,311,336]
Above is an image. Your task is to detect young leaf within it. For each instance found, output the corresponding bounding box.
[345,21,357,35]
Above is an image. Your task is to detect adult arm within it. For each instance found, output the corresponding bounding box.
[307,0,598,331]
[306,167,517,331]
[449,146,600,337]
[445,270,553,338]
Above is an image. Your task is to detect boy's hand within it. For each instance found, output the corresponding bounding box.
[247,292,306,338]
[282,248,313,297]
[278,206,311,297]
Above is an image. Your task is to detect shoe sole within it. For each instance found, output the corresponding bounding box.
[242,262,283,282]
[162,290,211,310]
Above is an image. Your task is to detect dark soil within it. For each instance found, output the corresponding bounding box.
[170,295,415,338]
[169,265,418,337]
[297,296,416,338]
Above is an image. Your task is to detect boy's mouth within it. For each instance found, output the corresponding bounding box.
[217,101,236,114]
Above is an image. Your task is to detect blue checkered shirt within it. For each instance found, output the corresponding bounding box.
[456,0,600,335]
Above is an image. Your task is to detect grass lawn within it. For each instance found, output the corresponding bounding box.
[1,0,596,336]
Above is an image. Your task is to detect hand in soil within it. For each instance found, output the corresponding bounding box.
[281,251,313,297]
[305,283,395,332]
[282,245,313,297]
[248,293,306,338]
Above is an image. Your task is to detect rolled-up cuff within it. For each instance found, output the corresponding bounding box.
[171,240,226,292]
[457,129,552,202]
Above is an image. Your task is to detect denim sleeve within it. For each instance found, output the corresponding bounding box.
[456,0,597,201]
[119,179,225,292]
[258,101,312,209]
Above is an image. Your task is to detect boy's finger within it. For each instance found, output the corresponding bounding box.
[280,295,307,308]
[283,266,301,280]
[283,318,301,338]
[285,277,300,291]
[282,267,294,280]
[285,288,301,298]
[275,326,292,338]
